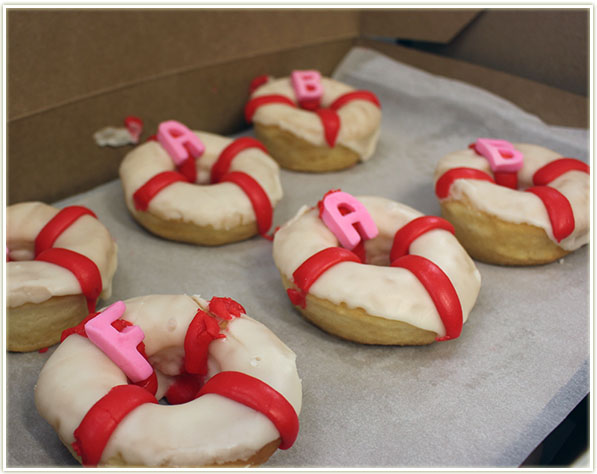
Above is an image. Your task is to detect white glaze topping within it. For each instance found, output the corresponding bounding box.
[251,77,381,160]
[35,294,302,467]
[7,202,118,308]
[119,131,283,230]
[434,143,590,251]
[273,196,481,337]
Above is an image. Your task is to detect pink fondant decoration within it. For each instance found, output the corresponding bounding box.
[157,120,205,166]
[321,191,378,250]
[84,301,152,383]
[475,138,524,173]
[291,70,323,108]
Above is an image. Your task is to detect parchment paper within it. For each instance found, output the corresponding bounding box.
[6,47,590,468]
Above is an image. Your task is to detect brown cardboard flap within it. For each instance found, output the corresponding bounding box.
[8,9,360,121]
[359,39,588,129]
[360,9,481,43]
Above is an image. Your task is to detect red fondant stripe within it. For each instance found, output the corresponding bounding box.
[435,167,495,199]
[525,186,575,242]
[390,254,462,341]
[220,171,273,236]
[34,206,97,256]
[197,371,299,450]
[211,137,268,184]
[288,247,360,308]
[36,248,102,312]
[329,90,381,111]
[132,171,188,211]
[315,109,340,147]
[184,309,224,375]
[532,158,590,186]
[493,171,518,189]
[249,75,270,94]
[390,216,455,263]
[71,385,158,466]
[245,94,296,123]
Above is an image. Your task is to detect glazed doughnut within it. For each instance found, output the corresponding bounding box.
[119,120,283,245]
[245,70,381,172]
[35,294,301,467]
[434,139,590,265]
[273,191,481,345]
[7,202,118,352]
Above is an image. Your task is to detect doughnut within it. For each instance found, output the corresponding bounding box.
[7,202,118,352]
[434,139,590,265]
[35,294,302,467]
[245,70,381,172]
[119,120,283,245]
[273,191,481,345]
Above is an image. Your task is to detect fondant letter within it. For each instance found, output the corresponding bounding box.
[291,70,323,110]
[475,138,523,173]
[157,120,205,166]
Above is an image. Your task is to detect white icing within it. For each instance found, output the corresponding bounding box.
[434,143,590,251]
[273,196,481,337]
[119,131,283,230]
[7,202,118,308]
[34,294,302,467]
[251,77,381,160]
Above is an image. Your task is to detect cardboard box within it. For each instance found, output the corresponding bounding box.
[7,8,588,205]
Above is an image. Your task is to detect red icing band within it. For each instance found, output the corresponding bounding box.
[288,247,360,308]
[72,384,158,466]
[494,171,518,189]
[249,75,270,94]
[315,109,340,147]
[220,171,273,236]
[209,297,245,320]
[132,171,188,211]
[525,186,575,242]
[61,312,99,342]
[329,90,381,111]
[211,137,268,184]
[435,167,495,199]
[197,371,299,450]
[36,248,102,312]
[178,144,198,182]
[146,134,157,142]
[390,254,462,341]
[532,158,590,186]
[390,216,455,263]
[352,240,366,263]
[165,373,204,405]
[245,94,296,123]
[184,309,224,375]
[34,206,97,256]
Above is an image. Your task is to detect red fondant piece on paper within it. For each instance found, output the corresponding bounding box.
[288,247,361,308]
[525,186,575,242]
[390,216,455,263]
[35,206,97,256]
[38,347,49,353]
[124,116,143,143]
[249,75,270,94]
[390,254,462,341]
[184,309,225,376]
[494,171,518,189]
[329,90,381,111]
[532,158,590,186]
[133,171,188,211]
[197,371,299,450]
[165,373,205,405]
[211,137,268,184]
[435,167,495,199]
[209,297,245,320]
[36,248,102,312]
[245,94,296,123]
[220,171,273,236]
[315,109,340,147]
[72,384,157,466]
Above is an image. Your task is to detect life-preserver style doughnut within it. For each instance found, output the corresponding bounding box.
[7,202,118,352]
[434,139,590,265]
[119,121,283,245]
[246,70,381,172]
[273,192,481,345]
[35,294,302,467]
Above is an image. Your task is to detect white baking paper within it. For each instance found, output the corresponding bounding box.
[6,47,589,468]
